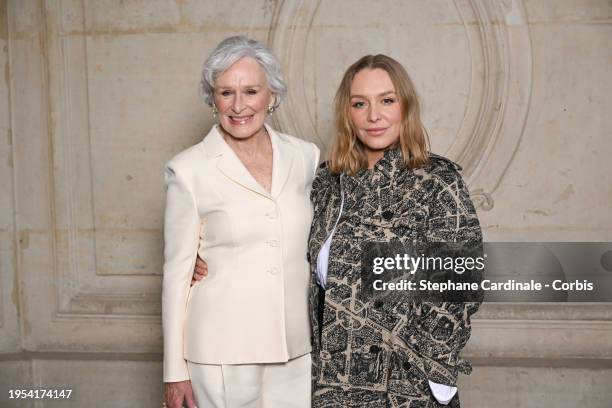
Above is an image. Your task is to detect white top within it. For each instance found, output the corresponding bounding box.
[315,190,344,289]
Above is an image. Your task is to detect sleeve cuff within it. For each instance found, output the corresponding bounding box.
[428,380,458,405]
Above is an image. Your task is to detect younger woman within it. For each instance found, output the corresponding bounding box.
[308,54,482,407]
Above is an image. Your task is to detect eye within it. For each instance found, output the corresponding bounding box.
[382,98,395,105]
[351,101,366,109]
[246,89,258,95]
[220,90,232,97]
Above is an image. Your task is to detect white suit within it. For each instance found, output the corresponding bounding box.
[162,124,319,384]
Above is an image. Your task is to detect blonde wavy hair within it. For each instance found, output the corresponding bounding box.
[329,54,430,175]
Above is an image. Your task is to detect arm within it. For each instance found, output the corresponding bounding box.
[162,164,200,383]
[414,168,483,391]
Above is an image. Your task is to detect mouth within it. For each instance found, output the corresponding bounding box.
[227,115,254,125]
[365,127,388,136]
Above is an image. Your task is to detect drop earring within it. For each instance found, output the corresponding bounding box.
[267,105,274,115]
[212,104,218,118]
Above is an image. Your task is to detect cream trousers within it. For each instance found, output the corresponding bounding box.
[187,353,311,408]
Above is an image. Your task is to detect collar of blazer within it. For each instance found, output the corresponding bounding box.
[201,123,296,199]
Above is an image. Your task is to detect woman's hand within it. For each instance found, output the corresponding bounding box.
[191,255,208,286]
[163,380,197,408]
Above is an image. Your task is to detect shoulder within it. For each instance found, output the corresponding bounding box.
[416,153,465,186]
[312,161,337,189]
[276,129,319,156]
[274,128,320,174]
[310,161,340,206]
[165,140,205,177]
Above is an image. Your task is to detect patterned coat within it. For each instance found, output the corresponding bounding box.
[307,148,482,408]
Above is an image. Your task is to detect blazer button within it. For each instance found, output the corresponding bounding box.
[402,361,411,370]
[382,210,393,221]
[369,345,381,354]
[268,267,280,276]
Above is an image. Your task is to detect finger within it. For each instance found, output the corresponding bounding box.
[164,383,184,408]
[195,258,208,272]
[184,387,197,408]
[164,390,176,408]
[166,395,179,408]
[170,394,186,408]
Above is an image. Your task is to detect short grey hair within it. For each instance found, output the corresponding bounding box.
[200,36,287,109]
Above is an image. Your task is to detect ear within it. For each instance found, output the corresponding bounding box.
[269,93,277,109]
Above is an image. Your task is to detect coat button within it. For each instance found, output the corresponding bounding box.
[369,345,380,353]
[268,267,280,276]
[402,362,411,370]
[382,210,393,221]
[374,300,384,309]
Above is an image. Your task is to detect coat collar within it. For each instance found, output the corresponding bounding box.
[370,147,404,180]
[201,123,294,199]
[341,147,404,190]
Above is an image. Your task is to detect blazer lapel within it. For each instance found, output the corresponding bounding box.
[203,125,270,198]
[267,124,295,199]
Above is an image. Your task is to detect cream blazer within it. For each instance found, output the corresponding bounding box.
[162,124,320,382]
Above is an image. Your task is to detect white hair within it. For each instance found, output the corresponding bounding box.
[200,36,287,109]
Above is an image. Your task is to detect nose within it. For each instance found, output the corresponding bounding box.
[367,104,380,122]
[231,93,245,113]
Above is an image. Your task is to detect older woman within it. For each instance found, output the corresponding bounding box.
[162,36,319,408]
[308,55,482,407]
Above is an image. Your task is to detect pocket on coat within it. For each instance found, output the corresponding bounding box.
[387,347,429,397]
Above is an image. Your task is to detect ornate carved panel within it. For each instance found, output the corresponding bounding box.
[269,0,533,211]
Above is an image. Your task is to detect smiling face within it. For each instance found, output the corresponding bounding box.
[349,68,402,168]
[213,57,274,140]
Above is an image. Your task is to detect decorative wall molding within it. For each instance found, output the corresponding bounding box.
[44,0,160,319]
[467,318,612,359]
[268,0,533,211]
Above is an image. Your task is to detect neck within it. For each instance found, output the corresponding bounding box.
[366,150,384,169]
[220,125,270,155]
